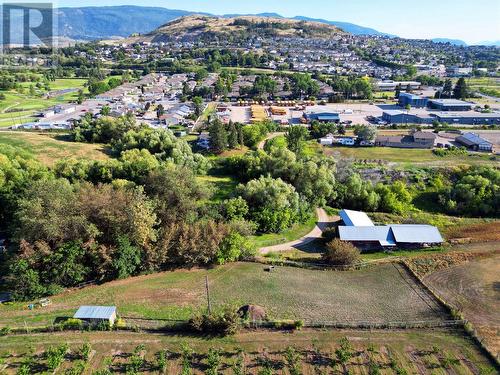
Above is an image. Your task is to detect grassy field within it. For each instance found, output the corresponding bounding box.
[0,328,495,374]
[424,254,500,357]
[466,76,500,98]
[0,132,111,166]
[0,262,448,328]
[197,175,238,202]
[324,146,496,166]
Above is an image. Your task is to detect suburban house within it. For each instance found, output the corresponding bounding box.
[375,131,436,149]
[455,132,493,152]
[338,209,444,250]
[73,305,117,326]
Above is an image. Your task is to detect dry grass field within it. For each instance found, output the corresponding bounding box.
[0,262,448,329]
[0,329,496,374]
[0,132,111,166]
[424,254,500,357]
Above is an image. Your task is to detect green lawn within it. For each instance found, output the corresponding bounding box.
[249,214,318,248]
[197,174,238,201]
[0,262,447,328]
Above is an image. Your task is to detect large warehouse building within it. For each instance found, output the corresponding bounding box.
[427,99,474,111]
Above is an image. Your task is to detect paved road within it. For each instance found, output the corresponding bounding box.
[257,132,286,150]
[259,208,338,254]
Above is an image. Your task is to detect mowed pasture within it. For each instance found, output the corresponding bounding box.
[424,254,500,356]
[0,329,495,374]
[0,262,448,328]
[0,132,111,166]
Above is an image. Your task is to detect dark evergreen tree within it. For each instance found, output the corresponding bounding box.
[208,119,228,154]
[453,77,468,99]
[228,121,239,149]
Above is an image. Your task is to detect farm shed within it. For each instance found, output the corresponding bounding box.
[338,209,444,250]
[455,132,493,152]
[73,305,117,326]
[338,226,396,249]
[339,209,374,227]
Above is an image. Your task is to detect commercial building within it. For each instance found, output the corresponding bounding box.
[304,112,340,123]
[73,305,117,326]
[434,112,500,125]
[455,133,493,152]
[398,93,428,108]
[375,80,421,92]
[382,110,433,125]
[338,209,444,250]
[427,99,473,112]
[375,131,436,149]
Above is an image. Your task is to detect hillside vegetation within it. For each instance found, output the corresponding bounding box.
[122,15,344,44]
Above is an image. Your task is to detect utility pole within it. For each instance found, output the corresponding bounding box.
[205,275,212,315]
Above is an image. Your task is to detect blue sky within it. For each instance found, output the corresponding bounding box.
[49,0,500,44]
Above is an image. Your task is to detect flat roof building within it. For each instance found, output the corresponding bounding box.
[375,80,421,92]
[427,99,473,112]
[434,112,500,125]
[304,112,340,123]
[375,131,436,149]
[398,93,428,108]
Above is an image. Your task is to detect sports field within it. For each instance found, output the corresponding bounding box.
[0,78,87,128]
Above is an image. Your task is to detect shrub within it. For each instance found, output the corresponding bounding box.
[273,320,304,331]
[78,343,92,361]
[62,318,83,330]
[188,306,241,336]
[322,239,360,266]
[0,326,11,336]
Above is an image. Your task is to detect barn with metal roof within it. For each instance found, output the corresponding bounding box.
[74,306,117,325]
[339,209,374,227]
[337,210,444,250]
[455,132,493,152]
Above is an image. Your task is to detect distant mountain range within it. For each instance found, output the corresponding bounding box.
[4,5,496,46]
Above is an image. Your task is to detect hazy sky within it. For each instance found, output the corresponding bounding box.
[42,0,500,44]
